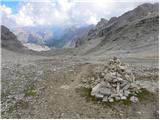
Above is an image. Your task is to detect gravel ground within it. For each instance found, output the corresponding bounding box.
[1,48,159,119]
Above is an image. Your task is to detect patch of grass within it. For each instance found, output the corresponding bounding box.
[76,87,154,107]
[136,88,154,101]
[24,84,37,97]
[24,90,37,97]
[6,100,29,114]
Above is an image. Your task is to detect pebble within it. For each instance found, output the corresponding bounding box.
[76,114,80,118]
[60,85,70,90]
[115,96,121,101]
[121,96,127,100]
[130,96,139,103]
[102,96,108,102]
[82,79,87,83]
[137,111,142,115]
[109,98,114,102]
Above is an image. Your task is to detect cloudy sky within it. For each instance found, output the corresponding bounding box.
[0,0,158,28]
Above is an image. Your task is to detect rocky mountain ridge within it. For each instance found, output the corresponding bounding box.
[75,3,159,56]
[1,25,25,51]
[13,25,94,48]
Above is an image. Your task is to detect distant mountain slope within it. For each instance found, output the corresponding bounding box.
[13,28,55,47]
[1,25,25,51]
[52,25,94,48]
[1,25,45,54]
[13,25,93,48]
[76,3,159,56]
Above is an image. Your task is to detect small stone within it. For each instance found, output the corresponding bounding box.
[90,77,95,81]
[99,87,112,96]
[123,90,130,97]
[130,96,139,103]
[102,96,108,102]
[111,83,117,87]
[115,96,121,101]
[69,69,74,72]
[110,93,119,98]
[121,96,127,100]
[53,68,56,72]
[111,75,117,80]
[124,74,130,81]
[104,69,108,73]
[119,65,125,70]
[122,83,130,90]
[60,113,64,118]
[137,111,142,115]
[82,79,87,83]
[101,72,105,77]
[119,93,123,97]
[37,70,43,75]
[84,85,90,88]
[109,98,114,102]
[130,83,137,88]
[60,85,70,90]
[117,77,123,81]
[154,110,159,119]
[104,73,112,80]
[76,114,80,118]
[112,78,118,82]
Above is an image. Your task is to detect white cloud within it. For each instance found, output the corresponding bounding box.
[0,5,17,28]
[0,0,158,28]
[86,16,98,25]
[0,4,12,14]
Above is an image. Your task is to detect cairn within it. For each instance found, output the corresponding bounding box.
[91,57,140,102]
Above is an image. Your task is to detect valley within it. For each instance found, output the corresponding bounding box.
[1,2,159,119]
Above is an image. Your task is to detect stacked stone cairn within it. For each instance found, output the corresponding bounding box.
[91,57,140,103]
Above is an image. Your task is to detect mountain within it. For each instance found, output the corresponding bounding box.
[13,28,55,47]
[13,25,93,48]
[1,25,25,51]
[1,25,52,54]
[54,25,94,48]
[76,3,159,56]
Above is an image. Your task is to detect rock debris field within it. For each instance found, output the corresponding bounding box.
[1,50,159,119]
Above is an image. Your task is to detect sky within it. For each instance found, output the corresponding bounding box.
[0,0,158,29]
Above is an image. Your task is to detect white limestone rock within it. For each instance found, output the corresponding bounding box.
[130,96,139,103]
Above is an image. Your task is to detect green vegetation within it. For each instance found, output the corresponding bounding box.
[24,84,37,97]
[136,88,154,101]
[6,100,29,114]
[76,87,154,107]
[24,90,37,97]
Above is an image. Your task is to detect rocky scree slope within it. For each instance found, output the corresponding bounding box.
[1,25,25,51]
[76,3,159,56]
[1,25,43,55]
